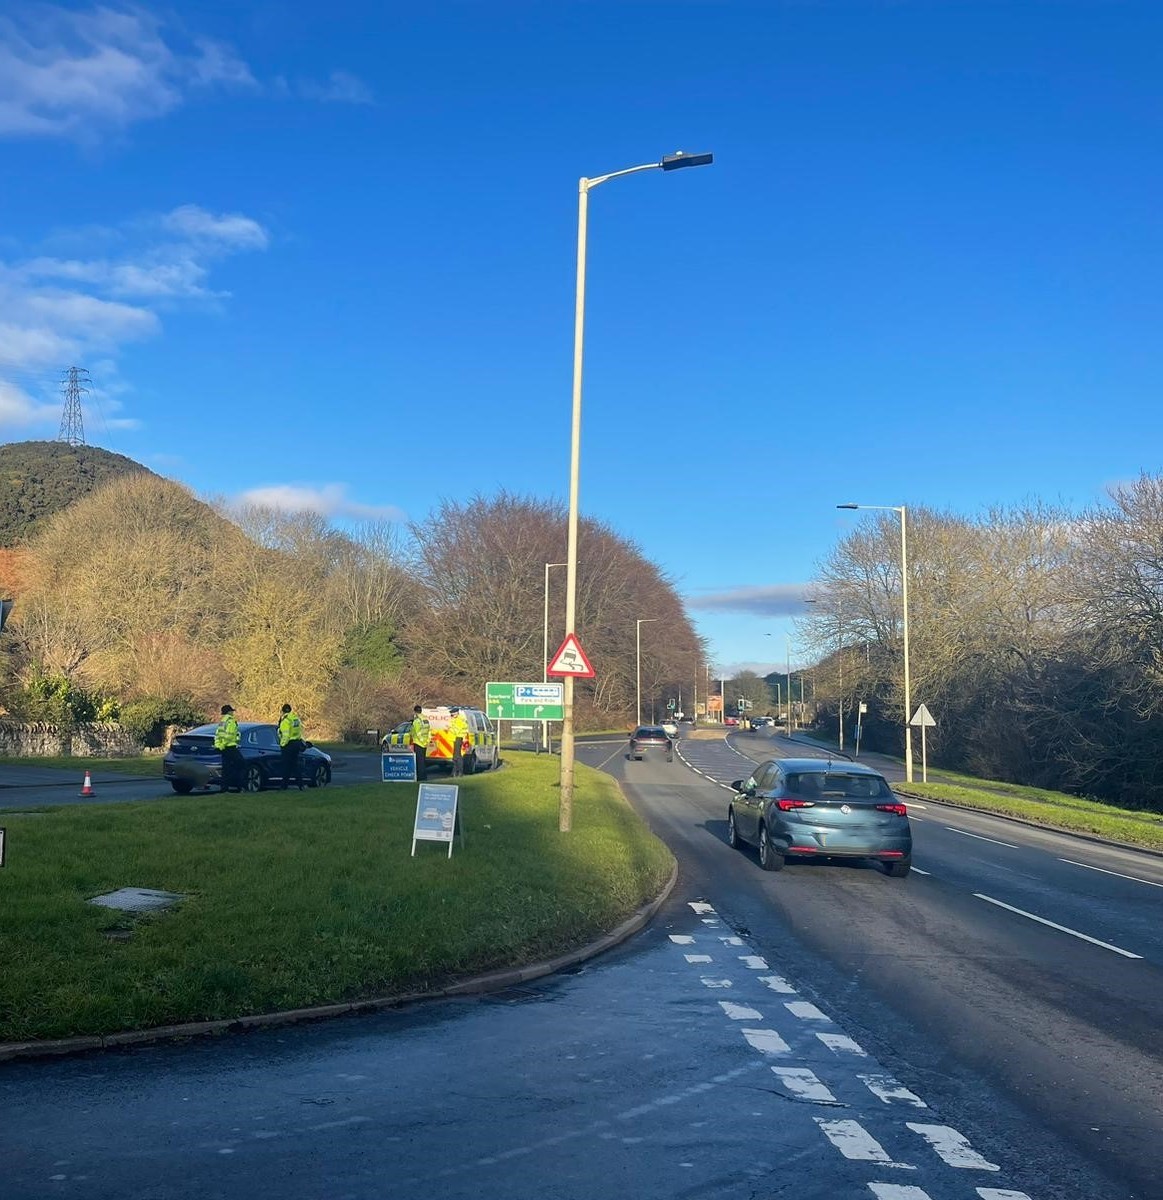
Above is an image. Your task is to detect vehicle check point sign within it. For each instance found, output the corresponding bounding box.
[547,633,595,678]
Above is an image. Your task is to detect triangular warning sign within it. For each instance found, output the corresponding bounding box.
[547,633,595,678]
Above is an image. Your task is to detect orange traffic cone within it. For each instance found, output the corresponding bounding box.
[79,770,95,797]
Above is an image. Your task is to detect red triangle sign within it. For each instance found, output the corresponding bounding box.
[547,633,595,678]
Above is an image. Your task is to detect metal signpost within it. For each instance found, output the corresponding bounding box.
[855,701,867,758]
[411,784,462,858]
[0,827,5,868]
[381,749,417,782]
[909,703,937,782]
[486,681,565,755]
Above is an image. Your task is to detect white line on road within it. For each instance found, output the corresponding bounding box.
[910,867,932,876]
[858,1073,928,1107]
[816,1032,868,1056]
[741,1028,791,1055]
[684,954,712,964]
[757,974,797,993]
[974,893,1143,959]
[689,902,716,914]
[814,1119,915,1168]
[771,1066,838,1103]
[785,1000,830,1021]
[668,935,695,944]
[906,1124,998,1170]
[739,955,769,969]
[700,977,733,989]
[868,1186,933,1199]
[718,1001,763,1020]
[976,1190,1034,1199]
[946,828,1019,849]
[1059,858,1163,889]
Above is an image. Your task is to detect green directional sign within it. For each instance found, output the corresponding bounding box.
[485,681,565,721]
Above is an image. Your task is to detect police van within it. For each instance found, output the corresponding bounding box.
[384,705,500,774]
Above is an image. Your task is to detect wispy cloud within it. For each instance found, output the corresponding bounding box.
[687,584,813,617]
[0,204,269,430]
[0,5,374,142]
[238,484,405,523]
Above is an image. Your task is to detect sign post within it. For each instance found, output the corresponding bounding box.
[411,784,462,858]
[909,703,937,783]
[0,827,6,868]
[855,701,867,758]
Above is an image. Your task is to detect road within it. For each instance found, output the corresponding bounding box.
[2,731,1159,1199]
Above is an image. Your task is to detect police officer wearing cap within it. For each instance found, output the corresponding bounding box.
[277,703,306,790]
[214,704,243,792]
[448,706,471,777]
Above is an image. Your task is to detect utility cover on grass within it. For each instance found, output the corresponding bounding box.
[87,887,186,913]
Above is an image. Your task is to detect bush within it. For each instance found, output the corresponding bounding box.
[119,697,206,747]
[11,670,115,725]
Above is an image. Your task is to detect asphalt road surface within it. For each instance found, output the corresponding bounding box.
[2,731,1159,1199]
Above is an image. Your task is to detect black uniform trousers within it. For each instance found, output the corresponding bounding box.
[280,739,305,789]
[220,745,244,792]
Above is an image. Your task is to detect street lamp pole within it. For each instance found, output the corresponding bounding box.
[559,150,713,832]
[837,503,913,782]
[635,618,658,726]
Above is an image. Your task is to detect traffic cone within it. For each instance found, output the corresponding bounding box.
[79,770,95,797]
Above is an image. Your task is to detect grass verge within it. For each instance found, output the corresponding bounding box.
[0,752,673,1044]
[0,754,161,776]
[902,775,1163,851]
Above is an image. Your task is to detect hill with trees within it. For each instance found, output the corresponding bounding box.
[0,440,155,547]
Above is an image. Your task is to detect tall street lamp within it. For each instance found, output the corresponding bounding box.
[837,503,913,782]
[635,618,658,726]
[559,150,714,831]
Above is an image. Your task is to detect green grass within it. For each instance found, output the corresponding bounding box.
[0,754,160,776]
[0,752,674,1043]
[902,776,1163,850]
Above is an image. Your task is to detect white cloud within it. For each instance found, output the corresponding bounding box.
[238,484,405,523]
[687,584,813,617]
[0,6,373,142]
[0,6,254,139]
[0,204,269,433]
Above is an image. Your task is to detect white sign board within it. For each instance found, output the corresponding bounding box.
[909,703,936,727]
[411,784,462,858]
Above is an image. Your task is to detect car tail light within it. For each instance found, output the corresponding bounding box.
[777,797,815,811]
[876,849,905,857]
[876,803,908,816]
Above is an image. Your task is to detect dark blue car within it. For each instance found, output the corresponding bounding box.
[163,722,332,794]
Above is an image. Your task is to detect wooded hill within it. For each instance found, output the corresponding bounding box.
[0,440,154,547]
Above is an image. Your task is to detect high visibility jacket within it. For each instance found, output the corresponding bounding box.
[448,712,471,744]
[278,711,303,746]
[214,713,240,749]
[411,715,432,747]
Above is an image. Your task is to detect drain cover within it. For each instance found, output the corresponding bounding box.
[87,887,186,913]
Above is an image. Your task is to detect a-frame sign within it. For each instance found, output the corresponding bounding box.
[547,633,595,678]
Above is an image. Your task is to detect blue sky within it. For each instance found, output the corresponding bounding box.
[2,1,1161,676]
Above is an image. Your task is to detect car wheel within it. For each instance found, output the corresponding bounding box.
[170,780,193,795]
[311,763,331,789]
[758,824,784,872]
[464,752,477,776]
[884,859,911,878]
[241,765,263,793]
[727,808,740,849]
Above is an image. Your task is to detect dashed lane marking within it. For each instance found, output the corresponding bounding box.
[946,828,1019,849]
[668,935,695,944]
[700,977,733,989]
[859,1074,928,1108]
[816,1032,868,1056]
[741,1028,791,1055]
[911,867,932,876]
[771,1066,839,1104]
[906,1124,999,1171]
[739,954,769,969]
[688,901,716,914]
[719,935,744,946]
[976,1190,1034,1199]
[684,954,712,964]
[785,1000,830,1021]
[718,1001,763,1020]
[814,1119,915,1169]
[1059,858,1163,888]
[974,893,1143,959]
[758,974,797,993]
[868,1186,933,1199]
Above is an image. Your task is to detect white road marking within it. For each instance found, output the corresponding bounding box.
[719,1001,763,1020]
[859,1074,928,1107]
[907,815,924,822]
[868,1187,933,1199]
[976,1190,1034,1199]
[742,1028,791,1055]
[906,1124,999,1170]
[684,954,712,964]
[719,935,744,946]
[946,828,1019,849]
[907,803,928,810]
[739,955,769,969]
[974,893,1143,959]
[669,935,695,944]
[814,1119,914,1168]
[910,867,932,876]
[701,918,720,926]
[771,1066,837,1103]
[689,902,716,914]
[816,1032,868,1056]
[1059,858,1163,889]
[758,974,797,993]
[785,1000,830,1021]
[700,977,733,989]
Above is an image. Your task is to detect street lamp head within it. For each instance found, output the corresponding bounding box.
[836,503,859,510]
[660,151,714,171]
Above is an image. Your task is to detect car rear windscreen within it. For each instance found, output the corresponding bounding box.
[788,773,893,799]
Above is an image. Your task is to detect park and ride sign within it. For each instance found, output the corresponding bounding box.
[485,681,565,722]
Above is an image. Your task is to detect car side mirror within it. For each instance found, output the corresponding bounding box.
[731,779,743,791]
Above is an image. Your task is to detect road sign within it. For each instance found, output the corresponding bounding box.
[486,681,565,721]
[381,749,417,782]
[411,784,462,858]
[547,633,595,678]
[909,703,937,727]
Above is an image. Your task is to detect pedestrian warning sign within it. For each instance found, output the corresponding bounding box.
[547,633,595,678]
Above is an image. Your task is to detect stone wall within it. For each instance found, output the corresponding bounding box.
[0,721,143,757]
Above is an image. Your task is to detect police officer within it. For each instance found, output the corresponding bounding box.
[277,703,306,790]
[410,705,431,781]
[448,706,471,777]
[214,704,243,793]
